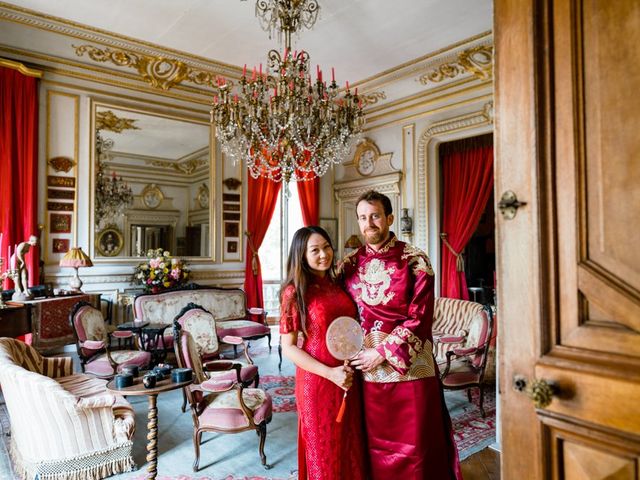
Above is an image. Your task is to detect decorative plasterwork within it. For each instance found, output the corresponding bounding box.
[415,101,494,247]
[361,91,387,106]
[147,158,207,175]
[96,109,139,132]
[74,44,218,90]
[419,45,493,85]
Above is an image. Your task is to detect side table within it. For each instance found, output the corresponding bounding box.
[107,374,192,479]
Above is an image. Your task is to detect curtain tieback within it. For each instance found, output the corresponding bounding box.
[440,233,465,272]
[244,231,259,275]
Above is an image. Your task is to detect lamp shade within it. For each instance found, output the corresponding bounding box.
[344,235,363,249]
[60,247,93,268]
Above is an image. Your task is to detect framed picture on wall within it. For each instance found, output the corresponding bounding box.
[319,218,338,248]
[52,238,69,254]
[50,213,72,233]
[96,227,124,257]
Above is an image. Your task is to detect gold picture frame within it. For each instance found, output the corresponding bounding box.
[96,227,124,257]
[141,183,164,209]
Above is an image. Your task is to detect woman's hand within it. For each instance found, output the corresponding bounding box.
[326,364,354,391]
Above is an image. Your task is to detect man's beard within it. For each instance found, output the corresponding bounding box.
[364,228,386,245]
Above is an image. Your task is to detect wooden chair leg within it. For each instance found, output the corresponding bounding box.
[181,389,187,413]
[278,342,282,372]
[467,388,472,403]
[257,423,271,469]
[267,332,272,352]
[193,430,202,471]
[478,385,486,418]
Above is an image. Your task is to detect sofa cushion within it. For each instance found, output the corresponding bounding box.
[216,320,270,338]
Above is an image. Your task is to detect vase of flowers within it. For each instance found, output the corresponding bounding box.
[133,248,189,293]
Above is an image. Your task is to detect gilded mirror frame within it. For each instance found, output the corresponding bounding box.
[89,98,216,263]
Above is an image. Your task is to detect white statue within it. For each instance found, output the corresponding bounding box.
[12,235,38,301]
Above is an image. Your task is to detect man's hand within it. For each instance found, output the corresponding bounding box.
[351,348,385,372]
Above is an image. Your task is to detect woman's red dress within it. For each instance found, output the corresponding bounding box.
[280,275,367,480]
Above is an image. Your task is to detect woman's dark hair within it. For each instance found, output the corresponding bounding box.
[280,226,335,334]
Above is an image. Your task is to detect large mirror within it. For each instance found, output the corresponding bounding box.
[90,100,214,261]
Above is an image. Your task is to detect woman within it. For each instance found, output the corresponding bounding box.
[280,226,367,480]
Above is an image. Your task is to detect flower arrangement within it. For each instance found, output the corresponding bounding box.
[133,248,189,293]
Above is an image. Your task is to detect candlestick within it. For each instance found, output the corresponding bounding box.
[331,67,335,82]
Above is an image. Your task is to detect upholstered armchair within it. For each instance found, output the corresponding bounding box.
[174,302,260,411]
[70,301,151,378]
[0,338,136,479]
[173,320,273,471]
[439,304,494,417]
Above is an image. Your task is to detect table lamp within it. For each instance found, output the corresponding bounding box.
[60,247,93,292]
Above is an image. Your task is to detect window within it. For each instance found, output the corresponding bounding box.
[260,185,304,314]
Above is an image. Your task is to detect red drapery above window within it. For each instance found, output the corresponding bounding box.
[296,176,319,226]
[440,135,493,300]
[0,66,39,290]
[243,174,282,310]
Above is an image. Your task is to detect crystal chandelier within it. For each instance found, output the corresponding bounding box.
[95,131,133,225]
[211,0,364,183]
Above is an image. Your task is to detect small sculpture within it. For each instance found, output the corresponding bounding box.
[12,235,38,301]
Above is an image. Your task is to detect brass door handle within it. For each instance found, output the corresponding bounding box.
[513,375,558,409]
[498,190,527,220]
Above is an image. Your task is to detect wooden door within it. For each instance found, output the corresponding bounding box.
[495,1,640,478]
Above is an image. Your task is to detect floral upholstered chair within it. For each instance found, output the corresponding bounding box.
[439,303,495,417]
[70,300,151,378]
[173,319,273,471]
[174,303,260,411]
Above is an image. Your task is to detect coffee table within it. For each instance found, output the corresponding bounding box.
[107,374,192,479]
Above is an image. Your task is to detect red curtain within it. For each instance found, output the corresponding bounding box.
[440,135,493,299]
[296,176,319,226]
[0,66,39,290]
[243,174,282,310]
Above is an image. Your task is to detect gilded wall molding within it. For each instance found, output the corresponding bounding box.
[0,3,240,77]
[0,57,42,77]
[361,91,387,106]
[415,101,493,248]
[96,109,139,132]
[74,44,219,91]
[148,158,208,175]
[419,45,493,85]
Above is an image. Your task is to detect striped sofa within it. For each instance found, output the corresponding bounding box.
[0,338,136,480]
[432,297,490,365]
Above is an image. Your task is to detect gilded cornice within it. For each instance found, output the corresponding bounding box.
[0,2,241,78]
[148,158,208,175]
[74,44,220,91]
[419,45,493,85]
[360,91,387,106]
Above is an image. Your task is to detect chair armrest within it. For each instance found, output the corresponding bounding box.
[453,346,479,356]
[76,394,116,409]
[437,334,466,344]
[199,379,236,393]
[111,330,133,339]
[203,360,236,371]
[81,340,106,350]
[41,356,74,378]
[221,335,244,345]
[247,307,265,315]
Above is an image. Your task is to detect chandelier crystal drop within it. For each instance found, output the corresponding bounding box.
[211,0,364,183]
[95,131,133,226]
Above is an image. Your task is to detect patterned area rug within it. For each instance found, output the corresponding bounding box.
[133,475,296,480]
[260,375,296,413]
[255,375,496,460]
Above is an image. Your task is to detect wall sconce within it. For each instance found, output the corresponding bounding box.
[344,234,363,251]
[400,208,413,235]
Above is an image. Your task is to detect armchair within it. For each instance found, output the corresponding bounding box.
[0,338,136,479]
[439,304,494,417]
[173,320,273,471]
[70,301,151,378]
[174,303,260,411]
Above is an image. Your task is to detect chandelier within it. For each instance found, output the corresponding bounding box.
[211,0,364,183]
[95,131,133,225]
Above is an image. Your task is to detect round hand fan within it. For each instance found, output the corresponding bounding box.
[325,316,364,422]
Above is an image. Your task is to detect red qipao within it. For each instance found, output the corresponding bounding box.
[279,275,367,480]
[342,233,462,480]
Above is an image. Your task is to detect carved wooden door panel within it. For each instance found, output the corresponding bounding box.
[495,1,640,478]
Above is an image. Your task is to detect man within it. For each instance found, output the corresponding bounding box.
[341,190,461,480]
